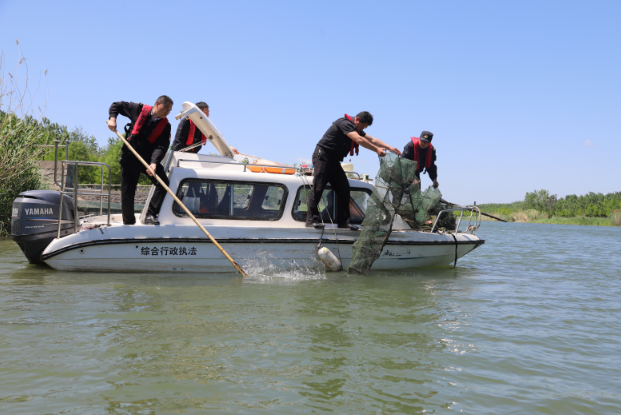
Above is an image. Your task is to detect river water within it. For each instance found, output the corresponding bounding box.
[1,222,620,414]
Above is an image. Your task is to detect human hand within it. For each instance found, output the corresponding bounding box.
[147,163,157,176]
[433,179,439,188]
[412,179,420,186]
[391,146,402,156]
[231,146,239,155]
[377,148,386,157]
[107,118,117,132]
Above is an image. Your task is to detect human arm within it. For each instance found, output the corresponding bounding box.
[363,134,402,156]
[108,101,137,132]
[345,131,386,156]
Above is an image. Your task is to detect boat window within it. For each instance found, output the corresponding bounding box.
[291,186,371,224]
[173,179,288,220]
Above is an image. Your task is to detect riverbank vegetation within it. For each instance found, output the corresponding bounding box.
[0,113,146,235]
[0,43,47,236]
[0,43,130,236]
[478,189,621,227]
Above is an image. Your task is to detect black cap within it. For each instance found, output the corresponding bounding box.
[419,131,433,143]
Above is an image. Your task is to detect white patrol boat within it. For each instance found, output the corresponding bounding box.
[12,102,484,274]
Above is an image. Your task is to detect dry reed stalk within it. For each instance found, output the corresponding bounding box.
[0,41,49,236]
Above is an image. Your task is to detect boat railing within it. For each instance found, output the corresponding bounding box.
[36,140,112,237]
[38,140,69,188]
[344,171,363,180]
[430,206,481,235]
[296,166,365,181]
[74,184,151,191]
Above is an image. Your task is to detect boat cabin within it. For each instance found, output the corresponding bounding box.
[156,151,375,229]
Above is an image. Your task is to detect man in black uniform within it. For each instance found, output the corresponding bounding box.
[171,102,239,154]
[107,96,173,225]
[401,130,439,188]
[171,101,209,153]
[306,112,402,229]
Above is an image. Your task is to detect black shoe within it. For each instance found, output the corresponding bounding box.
[145,214,160,225]
[339,221,359,231]
[306,216,325,229]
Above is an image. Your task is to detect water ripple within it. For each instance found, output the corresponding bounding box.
[1,222,620,414]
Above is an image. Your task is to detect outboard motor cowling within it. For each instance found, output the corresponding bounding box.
[11,190,75,263]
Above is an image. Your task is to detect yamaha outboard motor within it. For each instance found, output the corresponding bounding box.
[11,190,75,263]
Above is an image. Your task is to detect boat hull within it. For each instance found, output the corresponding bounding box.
[41,226,484,273]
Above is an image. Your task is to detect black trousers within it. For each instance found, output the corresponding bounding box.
[120,160,169,225]
[306,147,350,226]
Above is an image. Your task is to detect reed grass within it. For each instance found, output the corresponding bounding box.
[0,42,48,237]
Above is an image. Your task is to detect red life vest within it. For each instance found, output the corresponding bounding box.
[131,105,169,144]
[186,119,207,146]
[344,114,359,156]
[410,137,434,172]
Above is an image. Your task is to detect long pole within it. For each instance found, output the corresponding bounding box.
[441,198,507,222]
[111,126,248,278]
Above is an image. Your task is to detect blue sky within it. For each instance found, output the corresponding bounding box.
[1,0,619,204]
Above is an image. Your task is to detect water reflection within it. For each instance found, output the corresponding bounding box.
[292,275,455,412]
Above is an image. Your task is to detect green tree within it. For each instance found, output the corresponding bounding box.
[100,137,123,184]
[524,189,557,213]
[69,126,101,157]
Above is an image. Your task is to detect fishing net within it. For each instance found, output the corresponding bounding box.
[347,154,455,275]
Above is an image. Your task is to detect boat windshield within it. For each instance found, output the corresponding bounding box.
[291,187,371,224]
[173,179,287,220]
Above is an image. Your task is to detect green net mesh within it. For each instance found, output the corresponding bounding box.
[347,154,455,275]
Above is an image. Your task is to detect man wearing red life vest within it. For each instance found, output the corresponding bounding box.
[171,101,209,153]
[107,96,173,225]
[306,112,401,229]
[171,102,239,154]
[401,130,439,188]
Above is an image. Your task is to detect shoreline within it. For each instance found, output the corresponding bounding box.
[479,214,617,227]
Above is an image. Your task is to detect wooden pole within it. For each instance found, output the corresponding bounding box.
[441,198,508,222]
[110,125,248,277]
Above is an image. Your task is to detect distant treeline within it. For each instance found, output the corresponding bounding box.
[478,189,621,226]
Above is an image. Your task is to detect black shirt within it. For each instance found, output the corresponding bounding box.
[401,141,438,180]
[171,118,202,153]
[316,116,367,162]
[109,101,171,165]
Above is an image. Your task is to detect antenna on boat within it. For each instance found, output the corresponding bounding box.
[109,124,249,278]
